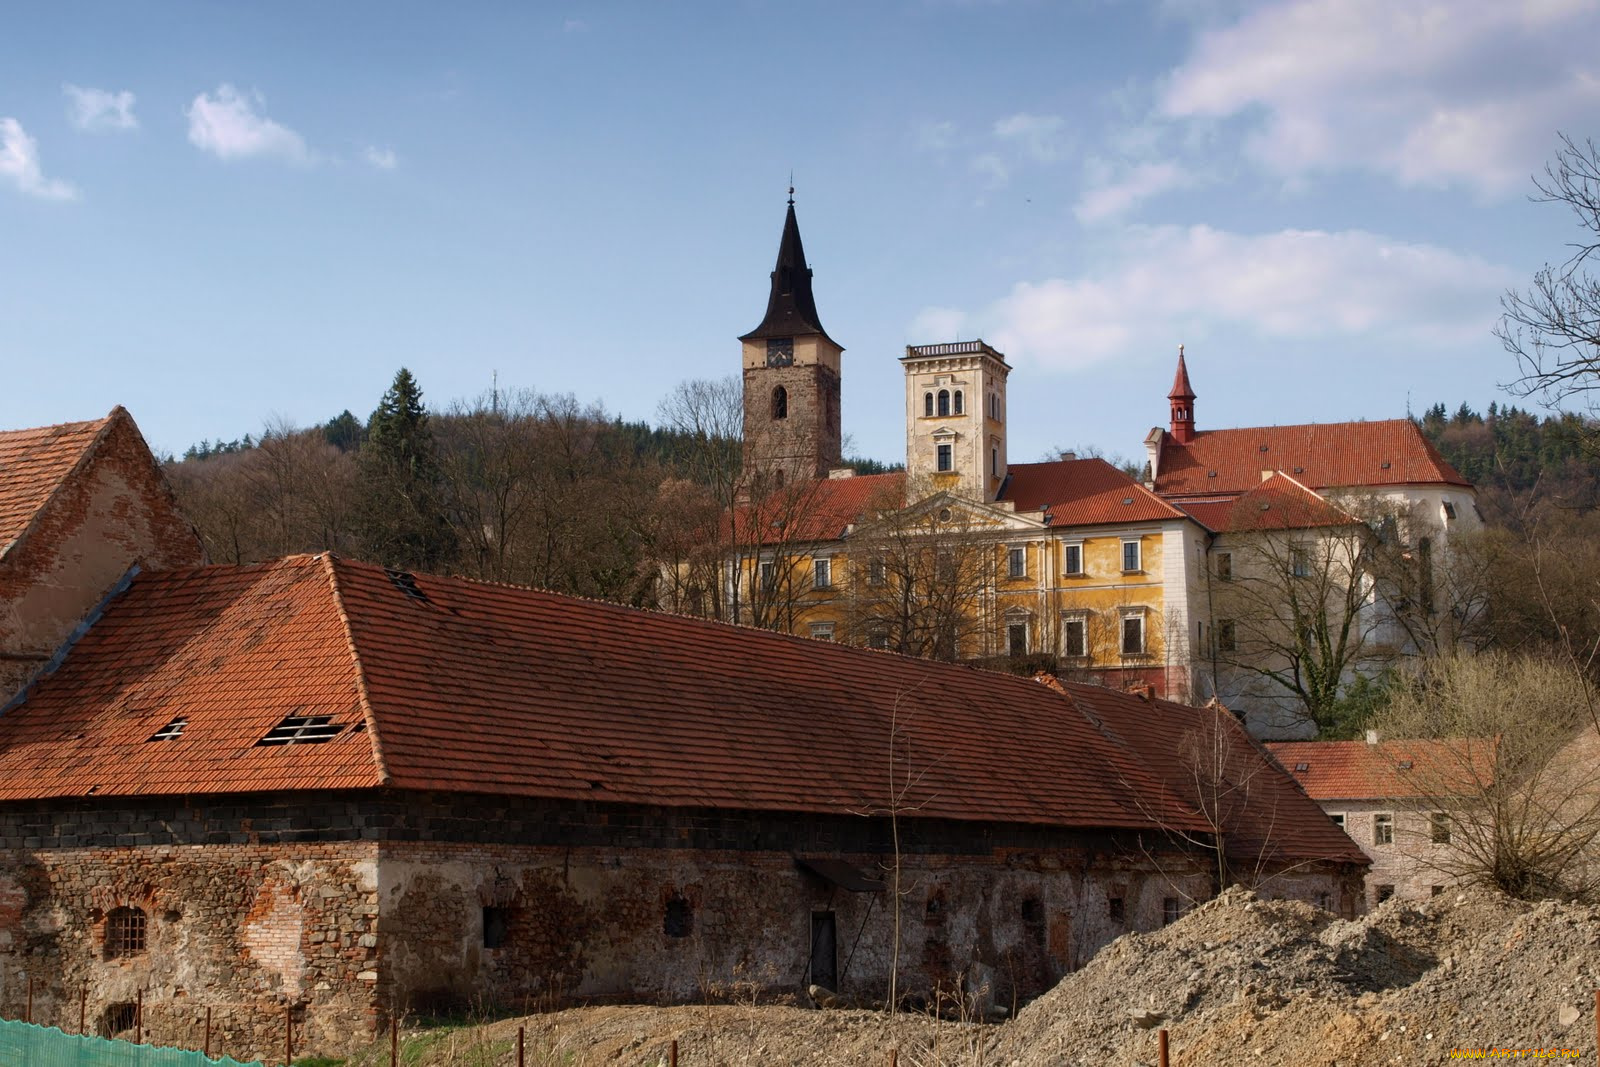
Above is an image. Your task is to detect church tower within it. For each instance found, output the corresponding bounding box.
[901,340,1011,502]
[739,194,843,485]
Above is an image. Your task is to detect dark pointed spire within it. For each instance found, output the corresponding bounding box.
[739,195,838,346]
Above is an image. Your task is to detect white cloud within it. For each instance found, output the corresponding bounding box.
[363,145,398,170]
[64,85,138,131]
[1161,0,1600,195]
[912,119,957,153]
[186,84,310,164]
[1075,161,1194,223]
[993,112,1068,162]
[922,224,1508,371]
[0,118,78,201]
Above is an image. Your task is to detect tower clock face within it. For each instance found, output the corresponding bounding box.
[766,338,795,367]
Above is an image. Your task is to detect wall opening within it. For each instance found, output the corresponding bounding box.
[663,895,693,938]
[482,906,511,949]
[810,911,838,991]
[104,906,147,959]
[100,1002,137,1037]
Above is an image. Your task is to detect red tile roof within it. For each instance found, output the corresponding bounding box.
[736,471,905,544]
[1154,420,1470,500]
[1265,739,1496,800]
[0,411,117,558]
[1002,458,1188,527]
[1177,474,1357,534]
[0,554,1345,860]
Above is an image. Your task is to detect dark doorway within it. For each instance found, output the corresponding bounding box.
[810,911,838,991]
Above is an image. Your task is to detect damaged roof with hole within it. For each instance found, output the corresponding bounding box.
[0,554,1356,861]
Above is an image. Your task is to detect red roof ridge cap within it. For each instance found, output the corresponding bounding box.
[0,408,121,566]
[320,553,393,786]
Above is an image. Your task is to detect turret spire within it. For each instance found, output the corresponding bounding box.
[739,194,837,346]
[1169,344,1197,444]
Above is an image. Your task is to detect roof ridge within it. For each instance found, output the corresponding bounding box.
[0,408,119,565]
[320,553,394,786]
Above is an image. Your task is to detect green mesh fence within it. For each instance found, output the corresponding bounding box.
[0,1019,263,1067]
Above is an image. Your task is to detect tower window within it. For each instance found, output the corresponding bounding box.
[992,447,998,477]
[924,392,934,417]
[953,390,964,415]
[772,386,788,420]
[936,444,953,472]
[937,390,950,417]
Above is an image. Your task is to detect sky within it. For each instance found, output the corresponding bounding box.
[2,0,1596,467]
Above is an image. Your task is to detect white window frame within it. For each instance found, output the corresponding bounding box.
[1063,541,1084,576]
[758,560,776,592]
[1005,616,1030,656]
[1120,609,1146,656]
[1329,812,1346,830]
[1121,538,1142,574]
[809,622,835,642]
[1374,812,1394,846]
[1006,544,1027,579]
[813,557,832,590]
[1060,612,1089,658]
[936,443,953,472]
[1291,544,1312,579]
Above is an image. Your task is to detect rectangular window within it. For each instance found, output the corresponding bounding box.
[1216,619,1236,653]
[1291,545,1311,578]
[1374,884,1395,904]
[1063,543,1083,576]
[813,557,832,589]
[1122,539,1142,573]
[1215,552,1232,581]
[867,630,889,650]
[991,446,999,476]
[937,443,953,472]
[1061,617,1087,658]
[1121,614,1145,656]
[1162,897,1180,926]
[1007,545,1026,579]
[867,558,887,586]
[1374,812,1394,845]
[1107,897,1125,923]
[1006,622,1028,656]
[1330,812,1346,830]
[809,623,835,642]
[1430,812,1451,844]
[759,561,776,592]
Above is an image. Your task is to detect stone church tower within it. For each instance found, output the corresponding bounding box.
[739,195,843,484]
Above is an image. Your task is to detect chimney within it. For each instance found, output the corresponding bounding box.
[1365,729,1379,745]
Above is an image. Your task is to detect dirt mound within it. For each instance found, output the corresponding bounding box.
[991,885,1600,1066]
[369,886,1600,1066]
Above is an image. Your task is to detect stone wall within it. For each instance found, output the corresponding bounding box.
[0,789,1357,1058]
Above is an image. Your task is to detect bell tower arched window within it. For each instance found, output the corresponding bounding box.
[924,392,934,417]
[937,390,951,417]
[772,386,788,420]
[954,390,964,415]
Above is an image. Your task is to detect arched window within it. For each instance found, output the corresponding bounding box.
[924,392,934,417]
[105,906,147,959]
[937,390,950,417]
[953,390,964,415]
[772,386,788,420]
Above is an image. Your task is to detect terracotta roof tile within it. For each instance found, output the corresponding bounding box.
[1265,739,1496,800]
[737,471,904,544]
[1155,420,1470,499]
[1177,474,1356,533]
[1001,459,1187,527]
[0,411,115,557]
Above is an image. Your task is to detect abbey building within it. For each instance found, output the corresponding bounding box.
[719,199,1480,738]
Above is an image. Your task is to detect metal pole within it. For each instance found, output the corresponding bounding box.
[205,1006,212,1059]
[889,1049,897,1067]
[390,1014,398,1067]
[1594,990,1598,1065]
[136,989,143,1044]
[285,1005,292,1067]
[670,1039,679,1067]
[25,975,32,1023]
[1159,1028,1170,1067]
[78,986,86,1035]
[517,1025,525,1067]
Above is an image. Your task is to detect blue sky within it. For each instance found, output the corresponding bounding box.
[2,1,1595,466]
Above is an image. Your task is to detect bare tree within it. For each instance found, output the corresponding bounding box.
[1374,651,1600,902]
[1499,134,1600,410]
[838,483,995,660]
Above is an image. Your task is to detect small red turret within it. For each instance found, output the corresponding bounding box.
[1169,344,1197,444]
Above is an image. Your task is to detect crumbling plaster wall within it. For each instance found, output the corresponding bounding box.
[0,414,203,701]
[0,842,379,1063]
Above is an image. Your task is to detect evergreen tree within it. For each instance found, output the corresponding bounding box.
[323,409,363,452]
[358,368,457,571]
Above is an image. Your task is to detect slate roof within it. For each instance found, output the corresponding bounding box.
[739,200,839,348]
[1154,420,1470,500]
[0,410,118,559]
[0,553,1355,862]
[1266,739,1496,801]
[1001,458,1189,528]
[1177,474,1357,534]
